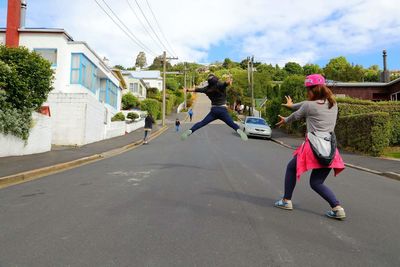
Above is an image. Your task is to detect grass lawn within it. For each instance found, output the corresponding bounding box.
[383,147,400,159]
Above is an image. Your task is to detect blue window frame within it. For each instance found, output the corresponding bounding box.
[71,53,118,109]
[99,78,118,109]
[70,53,98,94]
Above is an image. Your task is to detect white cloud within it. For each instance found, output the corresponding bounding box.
[9,0,400,66]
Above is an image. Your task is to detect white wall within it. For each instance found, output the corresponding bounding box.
[0,112,52,157]
[126,119,145,133]
[144,79,163,91]
[19,33,71,94]
[105,121,126,139]
[0,33,5,44]
[47,91,123,146]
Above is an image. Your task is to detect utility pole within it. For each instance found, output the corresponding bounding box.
[251,56,255,116]
[184,62,187,109]
[162,51,178,126]
[247,57,251,116]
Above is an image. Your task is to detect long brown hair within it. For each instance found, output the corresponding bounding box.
[308,84,336,109]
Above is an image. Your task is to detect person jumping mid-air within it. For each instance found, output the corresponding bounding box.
[180,74,247,141]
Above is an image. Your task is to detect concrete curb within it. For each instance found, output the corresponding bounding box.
[271,138,400,181]
[0,126,169,189]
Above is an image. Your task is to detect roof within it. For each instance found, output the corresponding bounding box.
[123,70,162,80]
[330,77,400,88]
[0,27,74,41]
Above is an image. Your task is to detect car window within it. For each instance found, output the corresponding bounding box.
[246,118,266,125]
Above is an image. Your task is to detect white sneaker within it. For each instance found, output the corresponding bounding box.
[274,199,293,210]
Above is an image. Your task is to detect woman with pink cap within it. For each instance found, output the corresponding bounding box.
[274,74,346,220]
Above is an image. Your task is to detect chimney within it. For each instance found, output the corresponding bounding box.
[381,50,390,83]
[20,0,27,29]
[5,0,22,47]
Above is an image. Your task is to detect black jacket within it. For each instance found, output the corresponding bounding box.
[144,115,155,129]
[195,81,228,106]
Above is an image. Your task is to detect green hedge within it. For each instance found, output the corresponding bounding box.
[166,93,176,115]
[141,99,161,119]
[336,112,391,156]
[337,98,400,145]
[111,112,125,122]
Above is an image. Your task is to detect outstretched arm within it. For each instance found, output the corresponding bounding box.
[276,102,309,127]
[281,96,304,110]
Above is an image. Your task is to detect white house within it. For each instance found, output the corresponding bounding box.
[127,70,163,91]
[0,27,123,146]
[121,71,148,100]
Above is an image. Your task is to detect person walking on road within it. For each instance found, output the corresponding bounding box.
[143,113,155,144]
[274,74,346,220]
[181,74,248,141]
[188,108,193,122]
[175,118,181,132]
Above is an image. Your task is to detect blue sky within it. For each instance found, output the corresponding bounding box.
[1,0,400,69]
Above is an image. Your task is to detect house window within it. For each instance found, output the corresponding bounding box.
[99,78,118,109]
[70,53,98,94]
[34,48,57,67]
[133,83,139,93]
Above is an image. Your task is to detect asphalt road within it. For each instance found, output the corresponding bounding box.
[1,96,399,266]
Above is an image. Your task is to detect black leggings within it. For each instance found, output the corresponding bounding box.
[284,156,340,208]
[190,107,239,133]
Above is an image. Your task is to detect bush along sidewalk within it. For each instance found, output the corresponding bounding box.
[336,112,391,156]
[0,46,53,142]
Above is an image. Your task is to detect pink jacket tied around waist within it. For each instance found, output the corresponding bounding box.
[293,137,345,180]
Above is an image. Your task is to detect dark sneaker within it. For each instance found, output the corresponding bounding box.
[274,199,293,210]
[181,129,192,141]
[326,208,346,220]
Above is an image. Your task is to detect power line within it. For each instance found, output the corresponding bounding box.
[101,0,157,56]
[144,0,178,57]
[93,0,157,56]
[126,0,164,53]
[131,0,174,57]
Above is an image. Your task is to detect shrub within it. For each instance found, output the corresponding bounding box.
[0,46,53,141]
[111,112,125,122]
[337,97,400,145]
[141,99,161,119]
[127,112,139,121]
[336,112,391,156]
[0,45,53,110]
[166,92,177,115]
[121,93,140,110]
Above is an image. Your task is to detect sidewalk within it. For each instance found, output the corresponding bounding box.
[0,107,190,179]
[272,129,400,177]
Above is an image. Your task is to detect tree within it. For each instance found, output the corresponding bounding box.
[113,65,125,70]
[284,62,303,75]
[0,45,53,140]
[222,58,236,69]
[149,55,171,70]
[166,77,179,91]
[364,65,380,82]
[121,93,140,110]
[135,52,147,69]
[323,56,352,82]
[303,64,323,76]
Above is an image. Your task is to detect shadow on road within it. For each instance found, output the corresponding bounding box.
[142,163,216,171]
[203,188,323,217]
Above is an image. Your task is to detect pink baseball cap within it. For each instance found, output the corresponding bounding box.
[304,74,326,87]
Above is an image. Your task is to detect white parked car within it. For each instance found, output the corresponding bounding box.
[241,117,272,139]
